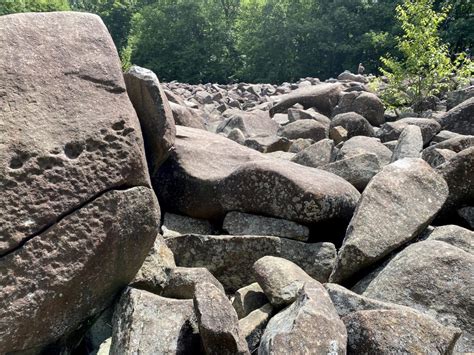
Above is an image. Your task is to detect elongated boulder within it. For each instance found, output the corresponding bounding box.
[0,13,160,353]
[362,240,474,352]
[390,124,423,162]
[330,158,448,283]
[217,109,280,138]
[426,224,474,254]
[166,234,336,291]
[441,97,474,135]
[155,126,360,225]
[259,282,347,354]
[337,136,392,166]
[291,139,336,168]
[377,118,441,144]
[278,119,328,141]
[329,112,375,138]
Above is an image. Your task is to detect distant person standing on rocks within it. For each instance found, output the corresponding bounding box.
[358,62,365,75]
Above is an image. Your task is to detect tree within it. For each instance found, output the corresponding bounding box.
[377,0,472,112]
[0,0,70,16]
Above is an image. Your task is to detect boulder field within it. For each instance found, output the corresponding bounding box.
[1,11,473,355]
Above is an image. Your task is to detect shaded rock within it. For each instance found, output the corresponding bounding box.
[244,135,291,153]
[270,83,344,117]
[124,65,176,172]
[278,119,328,141]
[166,234,336,291]
[320,153,381,191]
[288,138,314,152]
[330,126,349,144]
[427,135,474,153]
[223,211,309,241]
[333,91,385,126]
[169,102,207,129]
[422,148,457,168]
[233,283,269,319]
[337,136,392,166]
[390,125,423,162]
[227,127,246,144]
[431,130,462,144]
[217,109,279,138]
[458,206,474,229]
[83,307,114,354]
[111,288,200,354]
[162,267,225,299]
[330,158,448,284]
[447,86,474,110]
[194,282,250,355]
[363,240,474,352]
[259,282,347,355]
[426,224,474,254]
[330,112,375,138]
[288,108,331,126]
[162,212,215,238]
[156,126,360,225]
[239,304,273,353]
[376,117,441,144]
[343,309,461,354]
[441,97,474,135]
[290,139,336,168]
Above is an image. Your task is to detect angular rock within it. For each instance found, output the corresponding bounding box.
[426,135,474,153]
[169,101,207,129]
[227,127,246,144]
[162,267,225,299]
[217,109,279,138]
[111,288,200,354]
[239,304,273,353]
[337,71,368,83]
[330,158,449,283]
[166,234,336,291]
[333,91,385,126]
[441,97,474,135]
[124,65,176,172]
[278,119,328,141]
[223,211,309,241]
[330,126,349,144]
[337,136,392,166]
[330,112,375,138]
[362,240,474,352]
[156,126,360,225]
[422,148,457,168]
[287,108,331,126]
[233,283,269,319]
[431,130,462,144]
[259,282,347,355]
[376,117,441,144]
[447,86,474,110]
[426,224,474,254]
[288,138,315,152]
[290,139,336,168]
[343,309,461,354]
[390,124,423,162]
[244,135,291,153]
[272,113,289,125]
[194,282,250,355]
[458,206,474,229]
[162,212,215,238]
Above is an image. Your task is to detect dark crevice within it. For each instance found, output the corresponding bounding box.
[64,72,126,94]
[0,184,150,259]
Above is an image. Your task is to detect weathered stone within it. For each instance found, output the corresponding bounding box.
[124,65,176,172]
[83,306,114,354]
[426,224,474,254]
[239,304,273,353]
[259,282,347,355]
[217,109,280,138]
[390,125,423,162]
[194,282,250,355]
[233,283,268,319]
[162,212,215,238]
[244,135,291,153]
[343,309,461,354]
[337,136,392,166]
[288,138,315,152]
[447,86,474,110]
[290,139,336,168]
[111,288,200,354]
[330,158,449,284]
[265,151,296,161]
[333,91,385,126]
[287,108,331,127]
[169,102,207,129]
[363,240,474,352]
[330,125,349,144]
[441,97,474,135]
[156,126,360,225]
[427,135,474,153]
[431,130,462,144]
[320,153,381,191]
[278,119,328,141]
[227,128,246,144]
[337,71,368,83]
[223,211,309,241]
[162,267,225,299]
[422,148,457,168]
[458,206,474,229]
[376,117,441,144]
[166,234,336,291]
[272,113,289,125]
[330,112,375,138]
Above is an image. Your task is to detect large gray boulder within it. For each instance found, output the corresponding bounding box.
[333,91,385,126]
[166,234,336,291]
[330,158,448,283]
[169,101,207,129]
[337,136,392,166]
[426,224,474,254]
[124,65,176,173]
[0,13,160,353]
[330,112,375,138]
[155,126,360,225]
[290,139,336,168]
[377,117,441,144]
[217,109,280,138]
[441,97,474,135]
[278,119,328,141]
[390,124,423,162]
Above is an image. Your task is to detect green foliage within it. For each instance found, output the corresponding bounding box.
[0,0,70,16]
[377,0,473,111]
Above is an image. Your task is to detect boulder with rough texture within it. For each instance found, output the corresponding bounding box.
[169,101,207,129]
[111,288,200,354]
[426,224,474,254]
[422,148,457,168]
[162,212,215,238]
[377,118,441,144]
[329,126,349,144]
[337,136,392,166]
[232,283,269,319]
[194,282,250,355]
[124,65,176,172]
[278,119,328,141]
[337,71,368,84]
[0,12,160,353]
[166,234,336,291]
[239,304,273,353]
[243,135,291,153]
[390,125,423,162]
[333,91,385,126]
[290,139,336,168]
[441,97,474,135]
[287,108,331,126]
[447,86,474,110]
[363,240,474,352]
[259,282,347,355]
[330,158,449,283]
[223,211,309,241]
[155,126,360,225]
[217,109,280,138]
[330,112,375,138]
[344,309,461,354]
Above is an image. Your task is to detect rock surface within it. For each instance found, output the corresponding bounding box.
[441,97,474,135]
[239,303,274,353]
[337,136,392,166]
[330,112,375,138]
[290,139,336,168]
[232,283,269,319]
[377,118,441,144]
[390,124,423,161]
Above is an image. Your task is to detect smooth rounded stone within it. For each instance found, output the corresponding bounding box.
[422,148,457,168]
[223,211,309,241]
[288,108,331,126]
[227,128,246,144]
[330,158,449,284]
[244,136,292,153]
[437,147,474,213]
[376,117,441,144]
[233,283,269,319]
[337,135,392,166]
[194,282,250,355]
[333,91,385,126]
[278,119,328,141]
[431,130,462,144]
[272,113,289,125]
[320,153,381,191]
[162,212,215,238]
[166,234,336,291]
[390,124,423,162]
[0,187,160,353]
[343,309,461,354]
[330,112,375,138]
[259,282,347,355]
[337,71,368,83]
[426,225,474,254]
[290,139,336,168]
[288,138,314,153]
[217,109,280,138]
[0,12,151,255]
[111,288,200,354]
[265,151,296,161]
[324,283,415,317]
[270,83,345,117]
[239,304,274,353]
[362,240,474,352]
[124,65,176,172]
[441,97,474,135]
[458,206,474,229]
[330,125,349,144]
[254,256,316,308]
[156,126,360,225]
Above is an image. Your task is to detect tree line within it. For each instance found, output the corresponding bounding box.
[1,0,472,84]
